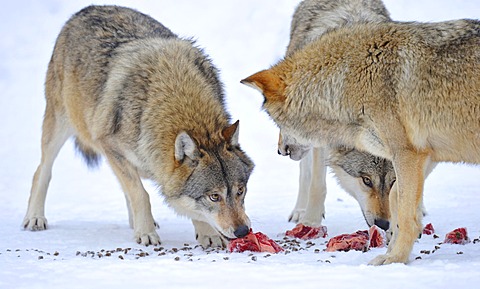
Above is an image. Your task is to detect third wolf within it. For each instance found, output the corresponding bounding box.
[278,0,405,232]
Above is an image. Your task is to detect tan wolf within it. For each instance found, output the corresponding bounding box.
[278,0,398,231]
[242,18,479,264]
[23,5,254,247]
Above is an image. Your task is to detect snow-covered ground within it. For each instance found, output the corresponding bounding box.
[1,1,479,288]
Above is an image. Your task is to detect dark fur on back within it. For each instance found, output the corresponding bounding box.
[57,5,177,101]
[56,5,180,165]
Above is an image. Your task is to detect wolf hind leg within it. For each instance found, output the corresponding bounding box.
[103,149,160,246]
[193,220,227,248]
[23,104,72,231]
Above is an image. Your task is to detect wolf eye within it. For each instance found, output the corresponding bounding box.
[362,176,373,188]
[209,193,221,202]
[237,187,245,196]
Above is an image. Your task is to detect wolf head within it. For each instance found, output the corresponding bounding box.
[241,53,359,152]
[165,121,255,240]
[328,147,394,230]
[241,68,309,149]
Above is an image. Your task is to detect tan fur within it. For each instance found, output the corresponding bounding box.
[24,5,254,247]
[243,20,480,264]
[286,0,391,56]
[278,0,396,230]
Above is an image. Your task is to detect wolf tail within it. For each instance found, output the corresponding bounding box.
[74,138,101,168]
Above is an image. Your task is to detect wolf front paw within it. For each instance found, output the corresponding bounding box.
[298,213,323,227]
[288,209,322,227]
[22,216,48,231]
[288,209,306,224]
[135,230,161,246]
[369,253,409,266]
[196,233,227,248]
[192,220,227,248]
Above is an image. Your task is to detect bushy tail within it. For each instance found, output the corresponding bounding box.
[74,138,101,168]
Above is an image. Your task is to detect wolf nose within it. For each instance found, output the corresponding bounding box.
[374,219,390,231]
[233,225,250,238]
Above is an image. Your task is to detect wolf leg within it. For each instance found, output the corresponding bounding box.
[23,104,72,231]
[193,220,227,248]
[288,151,311,223]
[369,150,428,265]
[383,182,399,247]
[104,150,160,246]
[300,147,326,226]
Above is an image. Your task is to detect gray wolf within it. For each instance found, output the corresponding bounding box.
[23,5,254,248]
[242,17,479,264]
[278,0,396,231]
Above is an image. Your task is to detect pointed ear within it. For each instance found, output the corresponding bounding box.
[240,69,286,102]
[222,120,240,146]
[175,132,198,161]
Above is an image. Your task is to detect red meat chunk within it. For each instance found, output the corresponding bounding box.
[444,227,470,245]
[325,230,369,252]
[369,225,386,248]
[285,224,328,240]
[326,226,386,252]
[228,229,284,253]
[422,223,435,235]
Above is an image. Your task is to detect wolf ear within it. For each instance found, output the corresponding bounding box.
[241,69,286,102]
[222,120,239,146]
[175,132,198,161]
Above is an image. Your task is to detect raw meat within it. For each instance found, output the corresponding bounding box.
[228,229,284,253]
[369,225,386,248]
[325,230,369,252]
[326,226,386,252]
[422,223,435,235]
[444,227,470,245]
[285,224,328,240]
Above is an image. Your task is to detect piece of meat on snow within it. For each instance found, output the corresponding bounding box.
[369,225,386,248]
[422,223,435,235]
[444,227,470,245]
[326,225,386,252]
[285,224,328,240]
[325,230,369,252]
[228,229,284,253]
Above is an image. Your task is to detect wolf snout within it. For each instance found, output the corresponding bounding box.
[374,218,390,231]
[233,225,250,238]
[278,145,290,156]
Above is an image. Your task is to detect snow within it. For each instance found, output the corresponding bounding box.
[1,0,479,288]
